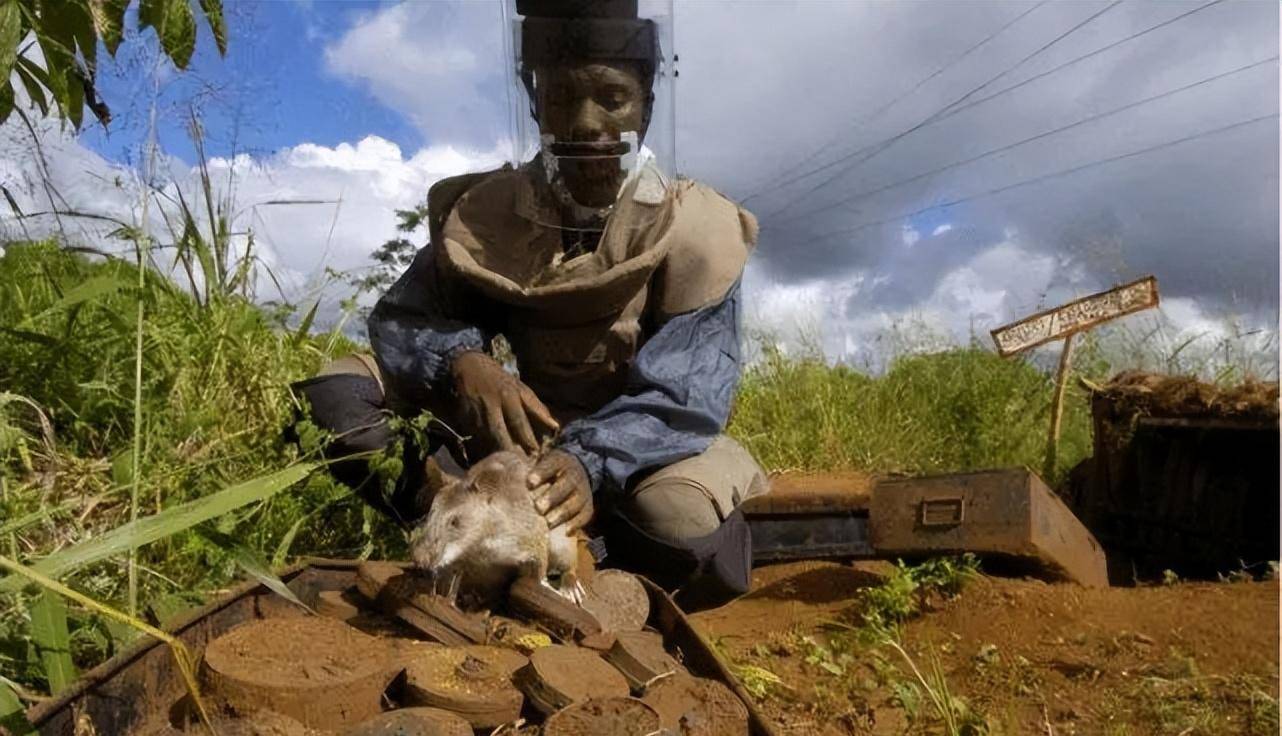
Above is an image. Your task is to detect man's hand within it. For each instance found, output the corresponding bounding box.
[450,351,559,454]
[527,450,593,532]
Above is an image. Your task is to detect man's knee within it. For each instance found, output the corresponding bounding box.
[293,354,391,456]
[623,435,769,544]
[627,477,723,543]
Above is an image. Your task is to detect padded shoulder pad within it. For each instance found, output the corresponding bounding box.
[655,181,757,317]
[427,167,508,245]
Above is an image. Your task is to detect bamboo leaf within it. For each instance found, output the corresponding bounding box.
[196,527,312,613]
[197,0,226,55]
[64,64,84,129]
[28,590,77,694]
[0,463,318,594]
[31,28,71,122]
[15,56,50,118]
[17,272,129,329]
[0,679,34,736]
[163,0,197,69]
[90,0,131,55]
[139,0,196,69]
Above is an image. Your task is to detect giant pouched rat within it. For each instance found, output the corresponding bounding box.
[409,450,581,609]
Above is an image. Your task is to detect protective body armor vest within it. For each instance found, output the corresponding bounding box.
[429,162,756,418]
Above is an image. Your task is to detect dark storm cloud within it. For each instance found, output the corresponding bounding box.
[675,0,1279,319]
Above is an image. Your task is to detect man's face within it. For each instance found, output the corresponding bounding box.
[534,60,649,208]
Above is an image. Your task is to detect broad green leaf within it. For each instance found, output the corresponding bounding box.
[0,679,34,736]
[0,463,318,593]
[0,82,13,126]
[64,65,84,129]
[137,0,163,32]
[162,0,196,69]
[32,18,73,120]
[17,272,129,329]
[196,527,311,613]
[39,0,96,70]
[198,0,226,55]
[90,0,131,55]
[139,0,196,69]
[29,590,77,694]
[14,59,50,117]
[0,0,21,83]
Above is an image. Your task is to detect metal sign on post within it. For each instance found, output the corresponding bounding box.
[990,276,1160,478]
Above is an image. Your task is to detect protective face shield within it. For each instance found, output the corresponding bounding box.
[503,0,676,231]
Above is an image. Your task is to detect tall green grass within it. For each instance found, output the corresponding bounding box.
[727,341,1095,483]
[0,242,404,695]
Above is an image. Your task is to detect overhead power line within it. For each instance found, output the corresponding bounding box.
[792,112,1277,245]
[769,55,1278,227]
[741,0,1049,204]
[755,1,1126,218]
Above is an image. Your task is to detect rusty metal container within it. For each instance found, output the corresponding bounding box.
[870,468,1109,587]
[1066,373,1280,581]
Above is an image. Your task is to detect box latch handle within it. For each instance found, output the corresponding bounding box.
[920,497,965,527]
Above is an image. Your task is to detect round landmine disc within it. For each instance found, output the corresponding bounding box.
[581,571,649,633]
[641,673,749,736]
[514,645,631,715]
[461,644,528,677]
[401,645,525,729]
[343,707,472,736]
[385,638,445,672]
[146,711,318,736]
[604,631,684,691]
[316,589,362,622]
[202,617,394,730]
[542,697,662,736]
[486,615,553,655]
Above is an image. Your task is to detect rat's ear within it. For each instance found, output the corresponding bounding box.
[423,457,460,498]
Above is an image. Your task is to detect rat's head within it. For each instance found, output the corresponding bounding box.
[409,451,535,575]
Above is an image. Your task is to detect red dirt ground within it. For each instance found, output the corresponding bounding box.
[693,561,1280,735]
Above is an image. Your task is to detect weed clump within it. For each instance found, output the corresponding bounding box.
[0,242,406,695]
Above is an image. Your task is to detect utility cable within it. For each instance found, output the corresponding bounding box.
[756,0,1127,220]
[768,55,1277,227]
[740,0,1048,204]
[791,112,1277,245]
[753,0,1225,225]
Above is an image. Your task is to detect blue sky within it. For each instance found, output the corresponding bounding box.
[80,2,423,165]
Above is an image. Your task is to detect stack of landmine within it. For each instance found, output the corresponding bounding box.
[160,562,748,735]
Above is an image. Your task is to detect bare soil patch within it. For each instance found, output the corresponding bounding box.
[694,561,1279,735]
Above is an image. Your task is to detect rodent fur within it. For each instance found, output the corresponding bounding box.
[409,450,578,608]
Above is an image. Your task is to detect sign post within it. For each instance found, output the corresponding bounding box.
[990,276,1160,479]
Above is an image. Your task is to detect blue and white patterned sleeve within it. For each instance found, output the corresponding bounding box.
[367,244,488,410]
[556,281,744,494]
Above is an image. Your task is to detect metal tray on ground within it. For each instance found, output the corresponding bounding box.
[19,558,776,736]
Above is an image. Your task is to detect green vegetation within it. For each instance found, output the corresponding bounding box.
[0,242,404,702]
[725,556,989,734]
[729,341,1097,485]
[1,0,226,131]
